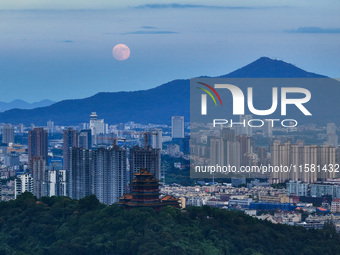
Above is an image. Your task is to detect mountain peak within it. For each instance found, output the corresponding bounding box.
[255,56,274,62]
[251,56,296,67]
[221,57,327,78]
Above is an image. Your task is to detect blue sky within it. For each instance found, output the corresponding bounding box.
[0,0,340,102]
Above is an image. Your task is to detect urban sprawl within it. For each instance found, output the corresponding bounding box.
[1,113,340,231]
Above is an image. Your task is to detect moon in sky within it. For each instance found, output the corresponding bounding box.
[112,44,130,61]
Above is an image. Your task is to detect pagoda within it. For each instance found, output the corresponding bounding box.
[117,168,179,210]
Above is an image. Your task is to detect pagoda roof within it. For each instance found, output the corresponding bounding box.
[161,195,179,202]
[134,168,153,176]
[119,194,133,200]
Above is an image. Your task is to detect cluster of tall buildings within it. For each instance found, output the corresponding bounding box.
[190,118,340,183]
[25,126,161,204]
[0,114,191,202]
[210,128,260,171]
[68,146,128,204]
[271,140,336,183]
[210,128,241,170]
[208,131,338,182]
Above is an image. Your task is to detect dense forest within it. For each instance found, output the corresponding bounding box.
[0,193,339,255]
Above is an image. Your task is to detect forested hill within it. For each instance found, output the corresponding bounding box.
[0,193,339,255]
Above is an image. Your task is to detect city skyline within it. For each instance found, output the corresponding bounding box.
[1,1,340,102]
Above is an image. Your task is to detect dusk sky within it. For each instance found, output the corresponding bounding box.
[1,0,340,102]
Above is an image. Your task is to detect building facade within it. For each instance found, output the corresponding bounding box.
[92,147,127,204]
[286,181,309,196]
[2,124,14,144]
[68,147,92,199]
[171,116,184,138]
[28,127,48,170]
[63,127,78,171]
[129,146,161,182]
[15,173,34,199]
[79,129,92,149]
[271,141,336,183]
[32,156,46,198]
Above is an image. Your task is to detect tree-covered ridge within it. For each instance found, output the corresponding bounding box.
[0,193,339,255]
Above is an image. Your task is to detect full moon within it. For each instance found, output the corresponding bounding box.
[112,44,130,61]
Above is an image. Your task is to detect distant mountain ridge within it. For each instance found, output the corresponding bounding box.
[221,57,327,78]
[0,99,55,112]
[0,57,336,125]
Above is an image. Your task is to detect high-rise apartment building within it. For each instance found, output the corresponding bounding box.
[210,138,223,166]
[28,128,48,162]
[238,135,254,166]
[46,158,67,197]
[327,123,338,147]
[319,145,336,180]
[28,127,48,173]
[68,147,92,199]
[79,129,92,149]
[235,115,253,136]
[271,141,336,183]
[2,124,14,144]
[63,127,78,171]
[271,141,292,182]
[67,146,127,204]
[171,116,184,138]
[32,156,47,198]
[210,128,241,171]
[47,120,54,134]
[264,119,273,137]
[256,147,268,166]
[90,112,105,145]
[151,128,163,149]
[92,147,127,204]
[18,123,24,134]
[129,146,161,182]
[47,170,67,197]
[15,173,34,199]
